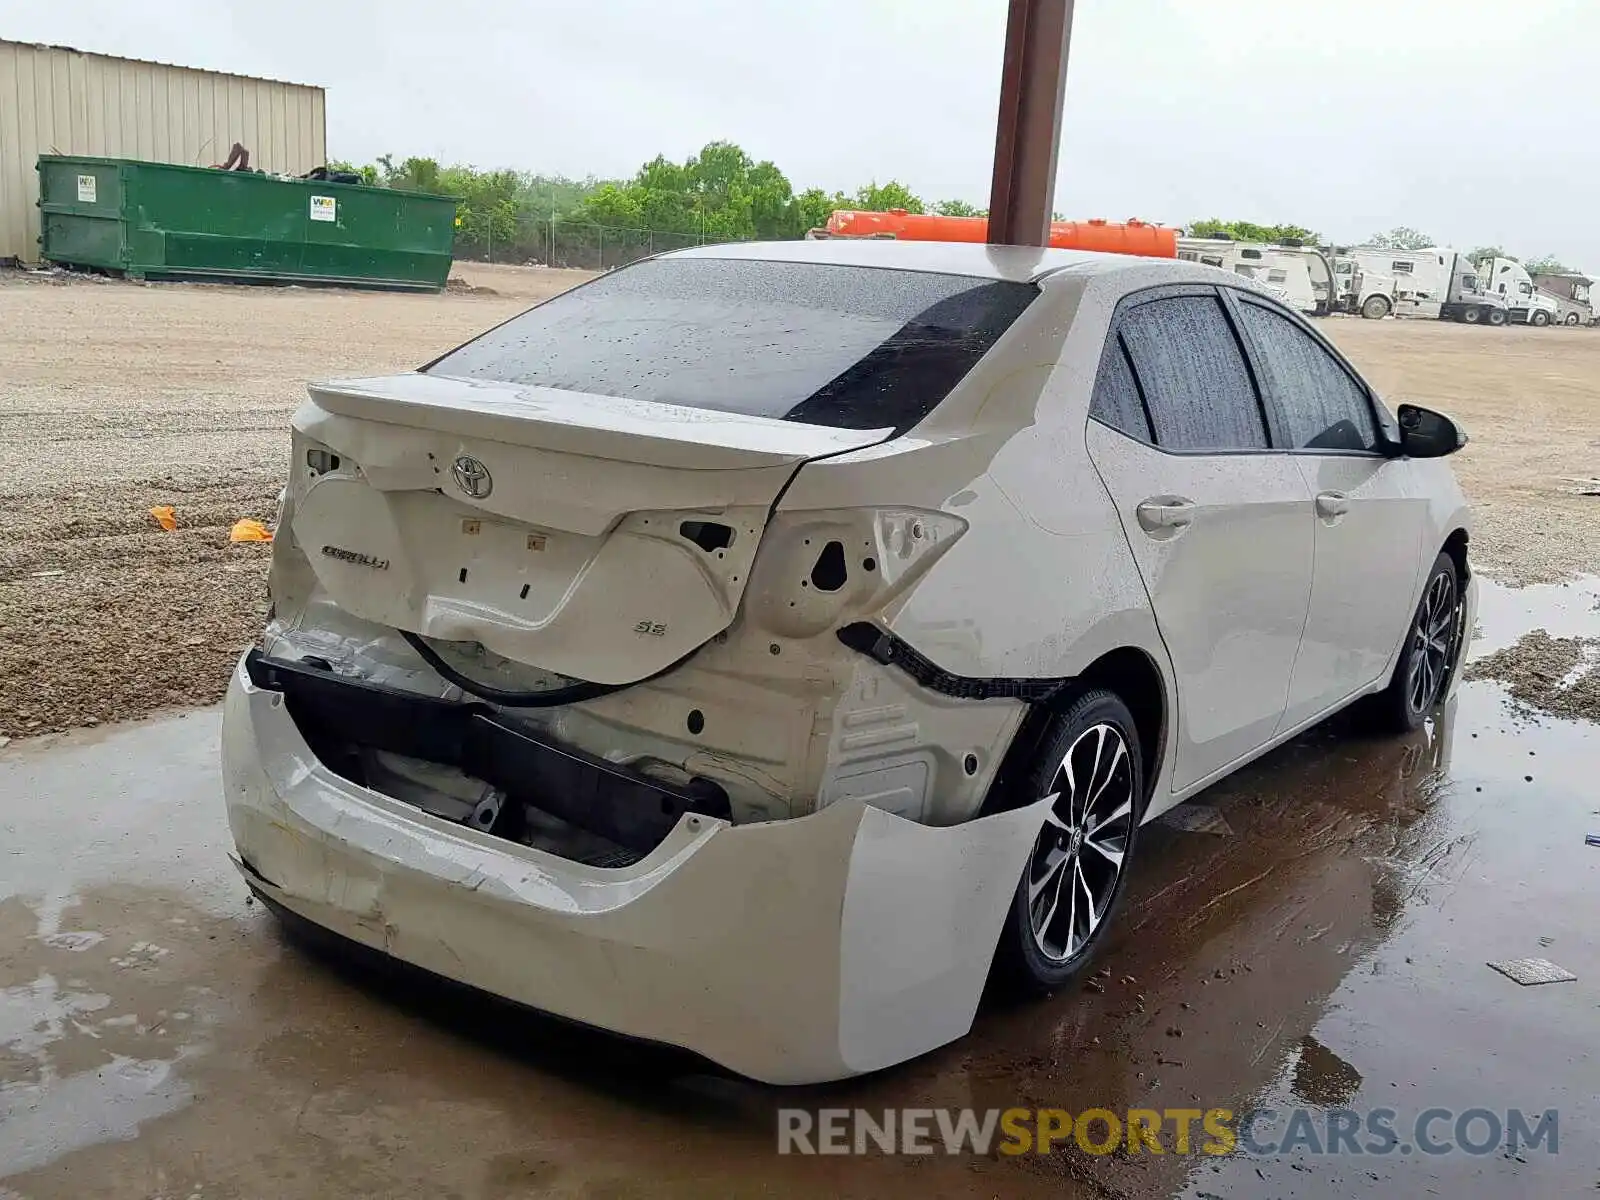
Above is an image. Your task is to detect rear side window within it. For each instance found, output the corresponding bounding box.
[1235,301,1379,451]
[1117,296,1268,451]
[425,257,1038,431]
[1090,338,1152,442]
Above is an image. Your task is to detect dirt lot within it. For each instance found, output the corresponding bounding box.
[1,267,1596,738]
[1326,317,1600,587]
[0,263,586,739]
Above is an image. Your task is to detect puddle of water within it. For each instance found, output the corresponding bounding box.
[0,891,221,1180]
[0,577,1595,1199]
[0,710,245,921]
[1468,573,1600,658]
[0,1053,192,1178]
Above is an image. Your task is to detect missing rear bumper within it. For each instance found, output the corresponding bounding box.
[222,652,1054,1083]
[244,648,728,854]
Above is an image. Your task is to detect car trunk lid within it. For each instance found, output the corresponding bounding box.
[289,373,889,685]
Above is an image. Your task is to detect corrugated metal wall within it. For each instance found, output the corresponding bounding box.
[0,40,327,262]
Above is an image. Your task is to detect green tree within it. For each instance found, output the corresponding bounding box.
[1367,226,1434,250]
[325,156,621,261]
[335,143,1133,268]
[850,180,925,213]
[1189,218,1320,244]
[399,157,442,191]
[1523,254,1574,276]
[743,158,802,240]
[571,140,807,242]
[326,159,379,185]
[795,187,848,232]
[579,183,647,229]
[1469,246,1513,264]
[439,165,519,255]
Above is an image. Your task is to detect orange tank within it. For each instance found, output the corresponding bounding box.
[823,209,1176,258]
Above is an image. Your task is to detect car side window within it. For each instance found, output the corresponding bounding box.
[1117,296,1269,451]
[1089,336,1152,442]
[1235,300,1379,452]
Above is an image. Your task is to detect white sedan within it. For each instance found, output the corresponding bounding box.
[223,240,1474,1084]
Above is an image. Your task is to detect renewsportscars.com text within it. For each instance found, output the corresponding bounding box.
[776,1107,1559,1158]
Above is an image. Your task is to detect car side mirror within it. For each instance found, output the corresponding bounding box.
[1396,404,1467,457]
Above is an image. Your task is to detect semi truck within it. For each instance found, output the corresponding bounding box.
[1477,257,1562,326]
[1335,247,1507,324]
[1529,271,1595,326]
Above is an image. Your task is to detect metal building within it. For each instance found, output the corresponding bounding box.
[0,39,327,262]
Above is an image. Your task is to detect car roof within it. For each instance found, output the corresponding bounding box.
[665,237,1200,285]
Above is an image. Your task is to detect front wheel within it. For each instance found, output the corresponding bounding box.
[1487,307,1508,326]
[1565,313,1581,326]
[1361,295,1391,320]
[1461,305,1483,324]
[1532,310,1551,327]
[990,689,1146,995]
[1375,553,1462,733]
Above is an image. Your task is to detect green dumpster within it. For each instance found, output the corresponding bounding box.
[37,155,456,291]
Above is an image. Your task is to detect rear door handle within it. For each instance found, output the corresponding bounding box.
[1136,497,1196,532]
[1315,491,1350,518]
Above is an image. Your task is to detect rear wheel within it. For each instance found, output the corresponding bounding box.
[1361,295,1391,320]
[990,689,1146,995]
[1487,307,1508,326]
[1376,553,1462,733]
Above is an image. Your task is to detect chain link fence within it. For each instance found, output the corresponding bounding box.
[454,216,720,271]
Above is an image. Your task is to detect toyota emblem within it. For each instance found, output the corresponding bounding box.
[451,455,493,499]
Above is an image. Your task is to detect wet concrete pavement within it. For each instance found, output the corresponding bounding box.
[3,578,1597,1199]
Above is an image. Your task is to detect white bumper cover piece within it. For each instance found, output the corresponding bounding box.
[221,657,1049,1085]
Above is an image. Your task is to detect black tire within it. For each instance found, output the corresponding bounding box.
[990,688,1147,995]
[1532,310,1550,327]
[1461,305,1483,324]
[1360,295,1391,320]
[1565,313,1581,326]
[1487,307,1508,326]
[1375,553,1463,733]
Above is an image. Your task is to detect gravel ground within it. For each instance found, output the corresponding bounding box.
[1464,628,1600,722]
[1325,317,1600,587]
[0,263,586,738]
[0,271,1595,738]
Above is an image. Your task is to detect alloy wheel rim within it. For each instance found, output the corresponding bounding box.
[1026,723,1135,963]
[1407,572,1457,714]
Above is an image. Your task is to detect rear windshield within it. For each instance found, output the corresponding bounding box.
[425,257,1038,431]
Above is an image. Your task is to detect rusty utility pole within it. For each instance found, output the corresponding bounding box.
[986,0,1076,246]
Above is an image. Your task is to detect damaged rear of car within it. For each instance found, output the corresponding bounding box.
[223,245,1068,1083]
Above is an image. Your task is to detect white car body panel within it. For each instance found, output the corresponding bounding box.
[224,240,1476,1083]
[1282,453,1426,729]
[289,380,883,685]
[1167,573,1477,805]
[224,662,1050,1085]
[1086,423,1314,790]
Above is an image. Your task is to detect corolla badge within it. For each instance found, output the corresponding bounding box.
[451,455,493,499]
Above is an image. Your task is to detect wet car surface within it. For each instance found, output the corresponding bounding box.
[3,576,1597,1199]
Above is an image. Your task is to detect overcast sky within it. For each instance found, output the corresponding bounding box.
[5,0,1595,266]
